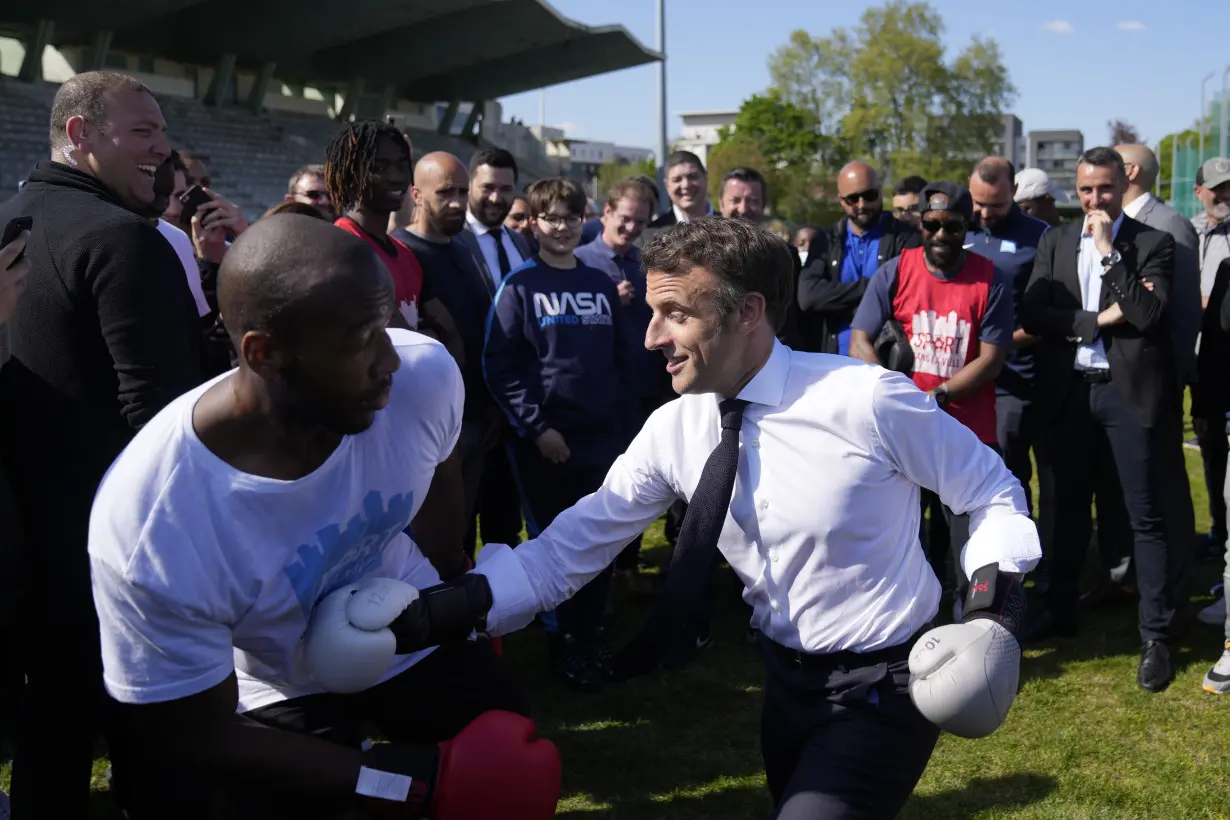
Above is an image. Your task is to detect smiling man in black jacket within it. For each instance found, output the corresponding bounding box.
[795,162,921,354]
[0,70,202,816]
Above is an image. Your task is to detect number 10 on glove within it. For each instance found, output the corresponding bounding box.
[908,564,1026,739]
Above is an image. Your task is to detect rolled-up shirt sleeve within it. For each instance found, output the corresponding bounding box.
[475,409,680,636]
[867,370,1041,576]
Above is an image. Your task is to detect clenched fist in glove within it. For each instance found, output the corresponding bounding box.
[909,563,1026,738]
[358,710,561,819]
[305,574,494,693]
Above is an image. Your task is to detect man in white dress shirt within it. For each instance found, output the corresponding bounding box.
[463,217,1042,817]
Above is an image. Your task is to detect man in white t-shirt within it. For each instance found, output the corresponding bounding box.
[90,214,559,819]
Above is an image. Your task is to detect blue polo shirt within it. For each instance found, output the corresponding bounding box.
[574,236,669,401]
[835,217,885,355]
[963,206,1049,396]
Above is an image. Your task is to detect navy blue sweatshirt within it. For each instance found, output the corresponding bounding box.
[483,256,629,448]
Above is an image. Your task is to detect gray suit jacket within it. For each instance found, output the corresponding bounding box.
[457,222,534,295]
[1134,194,1201,385]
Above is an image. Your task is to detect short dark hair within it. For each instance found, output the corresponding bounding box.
[606,178,655,211]
[469,147,518,183]
[892,175,928,196]
[525,177,586,218]
[50,71,155,151]
[169,150,187,174]
[1196,166,1205,187]
[720,166,768,201]
[973,158,1015,187]
[641,217,794,331]
[665,150,706,175]
[1077,146,1126,178]
[288,164,325,195]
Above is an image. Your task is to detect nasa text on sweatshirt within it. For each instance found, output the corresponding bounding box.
[483,257,631,444]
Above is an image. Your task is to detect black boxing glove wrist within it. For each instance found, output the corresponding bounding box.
[356,742,438,815]
[388,573,494,654]
[960,563,1027,639]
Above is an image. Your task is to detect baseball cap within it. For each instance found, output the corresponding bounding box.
[1014,168,1069,203]
[918,181,973,220]
[1199,157,1230,190]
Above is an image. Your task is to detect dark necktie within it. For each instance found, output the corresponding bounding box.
[613,398,750,679]
[489,228,512,278]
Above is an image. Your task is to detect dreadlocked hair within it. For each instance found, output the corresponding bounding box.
[324,120,410,215]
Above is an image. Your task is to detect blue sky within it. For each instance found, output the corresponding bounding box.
[499,0,1229,155]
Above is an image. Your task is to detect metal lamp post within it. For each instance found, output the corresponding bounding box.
[1201,72,1215,164]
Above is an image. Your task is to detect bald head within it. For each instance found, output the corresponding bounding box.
[218,213,390,346]
[1116,143,1159,191]
[837,162,880,197]
[413,151,470,238]
[837,162,883,231]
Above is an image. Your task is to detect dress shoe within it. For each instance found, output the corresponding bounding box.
[1078,581,1135,610]
[1137,640,1173,693]
[1024,609,1078,643]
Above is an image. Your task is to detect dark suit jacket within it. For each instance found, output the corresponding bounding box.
[456,223,534,293]
[1021,216,1177,427]
[1132,195,1201,387]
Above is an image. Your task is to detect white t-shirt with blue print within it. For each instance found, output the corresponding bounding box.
[89,329,462,712]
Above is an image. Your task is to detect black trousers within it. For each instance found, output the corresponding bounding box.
[109,640,525,820]
[508,435,618,645]
[757,634,939,819]
[1040,375,1190,640]
[996,391,1039,517]
[1197,416,1229,543]
[468,427,524,553]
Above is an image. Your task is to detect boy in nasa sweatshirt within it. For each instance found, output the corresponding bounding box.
[482,177,632,691]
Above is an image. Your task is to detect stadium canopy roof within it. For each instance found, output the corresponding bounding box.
[2,0,660,100]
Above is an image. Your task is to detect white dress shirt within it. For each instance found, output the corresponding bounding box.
[1074,212,1125,371]
[1122,192,1150,220]
[477,343,1041,654]
[466,210,525,288]
[672,201,714,223]
[156,218,210,317]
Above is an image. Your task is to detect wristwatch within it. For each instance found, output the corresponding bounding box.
[1100,249,1122,268]
[933,385,951,409]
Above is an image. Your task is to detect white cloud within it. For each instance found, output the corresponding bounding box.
[1043,20,1074,34]
[1117,20,1146,31]
[555,121,584,137]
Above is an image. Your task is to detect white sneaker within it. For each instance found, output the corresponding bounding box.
[1203,641,1230,695]
[1198,597,1226,626]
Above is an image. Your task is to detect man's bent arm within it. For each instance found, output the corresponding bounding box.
[410,448,469,579]
[115,673,367,798]
[866,372,1041,577]
[939,341,1007,401]
[474,421,679,635]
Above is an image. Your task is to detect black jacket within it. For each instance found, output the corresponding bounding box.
[1021,216,1177,428]
[1192,258,1230,421]
[0,161,202,593]
[795,213,921,353]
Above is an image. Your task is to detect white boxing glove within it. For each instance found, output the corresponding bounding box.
[908,618,1020,739]
[304,577,420,694]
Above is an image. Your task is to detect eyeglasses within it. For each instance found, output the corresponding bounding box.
[921,218,966,235]
[840,189,880,206]
[536,214,583,229]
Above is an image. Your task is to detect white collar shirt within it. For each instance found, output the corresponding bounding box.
[478,343,1040,654]
[1074,212,1125,371]
[672,201,713,223]
[466,210,525,287]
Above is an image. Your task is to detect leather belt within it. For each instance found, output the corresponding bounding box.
[1075,369,1112,384]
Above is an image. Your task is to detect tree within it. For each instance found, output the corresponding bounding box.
[707,91,839,226]
[1157,129,1199,202]
[594,156,656,200]
[1108,119,1141,145]
[767,1,1015,181]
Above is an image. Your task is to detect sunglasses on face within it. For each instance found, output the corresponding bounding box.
[840,189,880,206]
[921,218,966,235]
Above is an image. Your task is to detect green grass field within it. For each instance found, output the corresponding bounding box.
[3,442,1229,819]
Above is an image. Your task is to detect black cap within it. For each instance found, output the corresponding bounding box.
[918,181,973,220]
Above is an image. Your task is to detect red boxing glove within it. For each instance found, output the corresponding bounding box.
[431,711,561,819]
